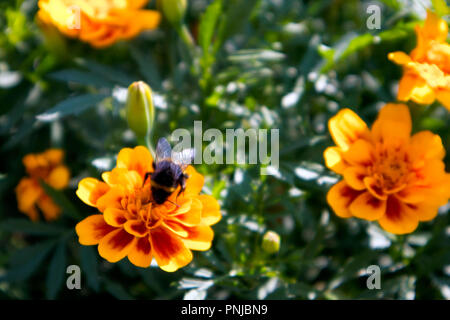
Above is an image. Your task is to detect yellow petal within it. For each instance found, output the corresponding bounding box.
[198,194,222,226]
[182,225,214,251]
[76,177,110,207]
[116,146,153,179]
[323,146,347,174]
[328,108,369,151]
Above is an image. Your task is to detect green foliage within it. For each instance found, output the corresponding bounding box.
[0,0,449,300]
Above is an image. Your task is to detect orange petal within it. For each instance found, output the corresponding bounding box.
[76,177,110,207]
[104,208,128,227]
[127,236,152,268]
[422,9,448,43]
[405,201,441,222]
[47,165,70,190]
[171,198,202,226]
[324,147,347,174]
[364,177,387,200]
[326,181,363,218]
[124,219,149,237]
[43,149,64,166]
[184,166,205,196]
[388,51,411,66]
[342,166,367,190]
[436,88,450,111]
[343,139,374,167]
[410,131,445,164]
[182,225,214,251]
[116,146,153,179]
[96,187,125,212]
[378,196,419,234]
[16,178,42,213]
[150,227,193,272]
[75,214,116,246]
[163,220,189,238]
[37,195,61,221]
[371,103,411,144]
[102,168,143,191]
[98,228,136,263]
[328,108,369,151]
[198,195,222,226]
[349,192,386,221]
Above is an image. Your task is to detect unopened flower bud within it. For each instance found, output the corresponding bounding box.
[126,81,155,138]
[262,231,281,254]
[160,0,187,27]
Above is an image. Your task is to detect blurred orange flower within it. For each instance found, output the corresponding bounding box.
[16,149,70,221]
[388,10,450,110]
[37,0,161,48]
[324,104,450,234]
[75,146,221,271]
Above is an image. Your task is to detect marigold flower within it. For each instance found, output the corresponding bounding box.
[75,146,222,271]
[388,10,450,110]
[15,149,70,221]
[37,0,161,48]
[324,104,450,234]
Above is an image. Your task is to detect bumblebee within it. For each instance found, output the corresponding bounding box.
[144,138,195,205]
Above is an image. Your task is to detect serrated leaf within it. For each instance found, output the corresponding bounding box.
[36,93,108,122]
[0,218,66,236]
[46,242,67,299]
[80,246,100,292]
[0,240,56,283]
[49,69,114,87]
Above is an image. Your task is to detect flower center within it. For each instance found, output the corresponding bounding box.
[371,146,410,193]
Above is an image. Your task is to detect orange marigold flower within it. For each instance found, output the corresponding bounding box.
[15,149,70,221]
[75,146,222,271]
[324,104,450,234]
[388,10,450,110]
[37,0,161,48]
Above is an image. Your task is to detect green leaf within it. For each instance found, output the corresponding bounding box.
[0,240,56,283]
[198,0,223,55]
[0,218,66,236]
[80,246,100,292]
[49,69,114,87]
[46,242,67,299]
[36,93,108,122]
[75,58,136,87]
[39,181,83,220]
[105,280,133,300]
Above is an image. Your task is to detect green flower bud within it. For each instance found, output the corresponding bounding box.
[159,0,187,27]
[262,231,281,254]
[126,81,155,138]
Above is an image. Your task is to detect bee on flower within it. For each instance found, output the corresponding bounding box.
[37,0,161,48]
[389,10,450,110]
[75,145,222,271]
[15,149,70,221]
[324,104,450,234]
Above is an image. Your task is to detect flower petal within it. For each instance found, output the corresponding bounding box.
[76,177,110,207]
[127,236,152,268]
[124,219,149,237]
[116,146,153,179]
[349,192,386,221]
[104,208,128,227]
[343,139,374,167]
[150,227,193,272]
[37,195,61,221]
[15,178,42,214]
[342,166,368,190]
[378,196,419,235]
[171,198,202,226]
[184,166,204,196]
[371,103,412,144]
[47,165,70,190]
[96,187,125,212]
[198,195,222,226]
[75,214,116,246]
[326,181,363,218]
[102,168,143,191]
[328,108,369,151]
[324,147,347,174]
[98,228,136,263]
[182,225,214,251]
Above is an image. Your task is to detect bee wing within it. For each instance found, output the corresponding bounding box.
[155,138,172,163]
[171,148,195,171]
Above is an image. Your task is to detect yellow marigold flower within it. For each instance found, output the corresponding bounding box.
[388,10,450,110]
[37,0,161,48]
[324,104,450,235]
[75,146,222,271]
[15,149,70,221]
